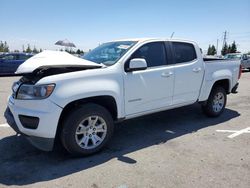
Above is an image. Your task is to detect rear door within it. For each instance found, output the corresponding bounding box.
[124,42,174,115]
[170,42,204,105]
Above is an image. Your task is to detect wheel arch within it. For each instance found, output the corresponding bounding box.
[211,79,231,94]
[199,77,231,102]
[54,95,118,146]
[59,95,118,121]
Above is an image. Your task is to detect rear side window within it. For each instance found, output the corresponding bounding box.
[131,42,167,67]
[172,42,197,63]
[18,54,31,60]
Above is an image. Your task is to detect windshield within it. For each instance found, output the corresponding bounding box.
[82,41,137,66]
[224,54,242,59]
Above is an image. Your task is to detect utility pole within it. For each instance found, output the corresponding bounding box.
[221,31,228,55]
[216,39,219,56]
[222,31,228,48]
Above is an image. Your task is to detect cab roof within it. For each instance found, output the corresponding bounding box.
[112,38,197,45]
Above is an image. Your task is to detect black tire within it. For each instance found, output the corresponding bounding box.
[61,103,114,156]
[202,86,227,117]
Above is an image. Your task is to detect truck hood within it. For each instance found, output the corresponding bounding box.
[15,50,102,74]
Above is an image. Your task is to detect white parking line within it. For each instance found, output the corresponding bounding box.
[216,127,250,138]
[0,123,10,128]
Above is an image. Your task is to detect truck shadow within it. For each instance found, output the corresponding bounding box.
[0,104,240,186]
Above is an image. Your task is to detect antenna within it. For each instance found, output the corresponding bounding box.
[170,32,175,38]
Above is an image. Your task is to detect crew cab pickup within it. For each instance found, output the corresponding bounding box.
[4,38,241,156]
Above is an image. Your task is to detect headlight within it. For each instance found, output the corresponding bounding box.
[17,84,55,100]
[12,81,21,93]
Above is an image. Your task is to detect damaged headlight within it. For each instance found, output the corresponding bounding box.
[17,84,55,100]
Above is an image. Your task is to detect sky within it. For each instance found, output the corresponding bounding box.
[1,0,250,53]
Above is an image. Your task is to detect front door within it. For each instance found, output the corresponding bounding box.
[124,42,174,116]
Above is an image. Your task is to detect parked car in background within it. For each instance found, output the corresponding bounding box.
[0,53,33,75]
[224,53,242,60]
[224,53,250,71]
[241,54,250,71]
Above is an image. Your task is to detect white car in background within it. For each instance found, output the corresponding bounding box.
[224,53,250,71]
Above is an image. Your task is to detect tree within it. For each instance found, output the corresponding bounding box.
[231,41,237,53]
[39,49,43,52]
[76,49,81,54]
[247,52,250,55]
[3,41,9,52]
[207,44,216,55]
[0,41,9,52]
[227,45,231,54]
[25,44,32,53]
[221,41,238,55]
[0,41,3,52]
[211,45,216,55]
[76,49,84,55]
[221,42,228,56]
[32,46,39,54]
[207,45,211,55]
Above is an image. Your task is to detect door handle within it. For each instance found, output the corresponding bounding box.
[193,67,201,73]
[161,71,173,77]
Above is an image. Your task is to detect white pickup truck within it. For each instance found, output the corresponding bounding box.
[5,38,241,156]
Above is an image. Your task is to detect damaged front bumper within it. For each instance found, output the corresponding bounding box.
[4,96,62,151]
[4,107,55,151]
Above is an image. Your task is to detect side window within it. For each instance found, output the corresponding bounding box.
[18,54,30,60]
[172,42,197,64]
[2,55,15,61]
[131,42,167,67]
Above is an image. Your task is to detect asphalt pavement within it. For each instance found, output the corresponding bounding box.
[0,73,249,188]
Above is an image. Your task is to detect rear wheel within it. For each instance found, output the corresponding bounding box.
[61,103,114,156]
[202,86,227,117]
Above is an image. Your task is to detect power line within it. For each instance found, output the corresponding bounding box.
[230,31,250,35]
[230,34,250,39]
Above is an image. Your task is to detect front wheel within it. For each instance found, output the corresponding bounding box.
[61,103,114,156]
[202,86,227,117]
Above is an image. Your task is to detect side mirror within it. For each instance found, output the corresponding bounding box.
[126,58,147,72]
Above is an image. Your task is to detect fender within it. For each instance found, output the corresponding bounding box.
[37,67,125,118]
[198,69,232,101]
